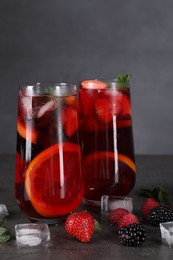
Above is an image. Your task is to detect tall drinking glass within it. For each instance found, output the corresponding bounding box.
[15,83,83,224]
[78,78,136,206]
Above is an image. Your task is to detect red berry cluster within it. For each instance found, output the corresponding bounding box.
[141,198,173,226]
[64,197,172,245]
[108,207,147,246]
[108,208,139,228]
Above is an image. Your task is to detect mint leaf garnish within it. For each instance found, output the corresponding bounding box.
[0,227,11,243]
[139,185,168,204]
[117,73,131,83]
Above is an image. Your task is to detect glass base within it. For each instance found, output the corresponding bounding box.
[29,216,66,225]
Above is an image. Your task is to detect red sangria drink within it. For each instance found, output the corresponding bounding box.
[78,75,136,206]
[15,83,83,224]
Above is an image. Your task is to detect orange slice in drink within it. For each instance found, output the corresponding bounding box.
[17,119,38,144]
[83,152,136,173]
[82,151,136,191]
[25,142,82,218]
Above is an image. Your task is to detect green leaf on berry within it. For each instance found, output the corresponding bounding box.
[139,185,168,204]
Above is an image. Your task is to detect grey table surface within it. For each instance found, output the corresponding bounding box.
[1,154,173,260]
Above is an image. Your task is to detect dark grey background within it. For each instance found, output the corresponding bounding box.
[0,0,173,154]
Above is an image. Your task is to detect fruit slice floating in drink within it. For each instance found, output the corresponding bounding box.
[61,107,78,137]
[82,152,136,196]
[17,119,38,144]
[25,142,83,218]
[81,80,107,89]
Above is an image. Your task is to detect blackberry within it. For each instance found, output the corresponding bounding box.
[118,223,147,246]
[147,206,173,226]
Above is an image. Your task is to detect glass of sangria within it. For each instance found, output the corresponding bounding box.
[15,83,83,224]
[78,75,136,206]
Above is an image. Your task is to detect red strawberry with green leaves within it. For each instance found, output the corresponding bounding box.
[65,211,95,243]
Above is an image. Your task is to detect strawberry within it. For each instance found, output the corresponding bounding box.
[65,211,95,243]
[108,208,129,225]
[118,213,139,229]
[95,99,113,123]
[141,198,159,220]
[62,107,78,137]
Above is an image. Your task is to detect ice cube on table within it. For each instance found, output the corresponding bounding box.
[15,223,50,247]
[0,204,8,216]
[101,195,133,223]
[160,222,173,248]
[0,204,9,223]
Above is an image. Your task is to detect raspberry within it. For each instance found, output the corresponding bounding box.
[108,208,129,225]
[119,223,147,246]
[118,213,139,229]
[141,198,159,219]
[147,206,173,226]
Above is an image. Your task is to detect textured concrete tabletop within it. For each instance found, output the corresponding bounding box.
[1,155,173,260]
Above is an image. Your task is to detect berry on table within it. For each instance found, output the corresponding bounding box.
[108,208,129,225]
[141,198,159,220]
[118,213,139,229]
[65,211,95,243]
[118,223,147,246]
[147,206,173,226]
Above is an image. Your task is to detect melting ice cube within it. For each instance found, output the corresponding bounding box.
[0,204,9,225]
[160,222,173,248]
[37,100,57,118]
[15,223,50,247]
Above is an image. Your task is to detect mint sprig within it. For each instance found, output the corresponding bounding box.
[139,185,168,204]
[117,73,131,83]
[0,227,11,243]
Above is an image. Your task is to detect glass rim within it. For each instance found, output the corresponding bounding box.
[19,82,76,88]
[19,82,77,97]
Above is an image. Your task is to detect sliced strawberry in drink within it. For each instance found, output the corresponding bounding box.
[62,107,78,137]
[121,94,131,115]
[81,80,107,89]
[95,99,113,123]
[116,119,131,128]
[110,93,131,116]
[79,89,96,117]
